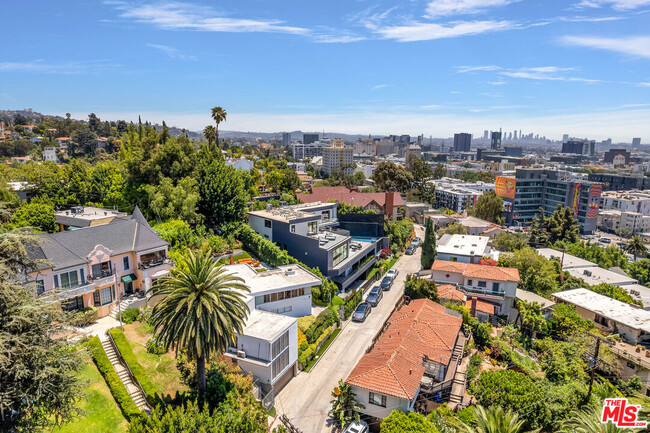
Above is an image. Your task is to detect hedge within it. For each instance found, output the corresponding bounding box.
[87,336,142,420]
[299,325,335,368]
[108,328,159,406]
[304,307,339,344]
[120,307,140,324]
[344,290,363,320]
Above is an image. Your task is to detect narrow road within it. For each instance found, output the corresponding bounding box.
[274,225,425,433]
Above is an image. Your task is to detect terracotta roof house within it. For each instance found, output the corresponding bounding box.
[299,186,404,220]
[431,260,520,322]
[437,283,498,322]
[345,299,465,420]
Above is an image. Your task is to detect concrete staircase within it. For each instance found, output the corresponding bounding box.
[109,296,144,319]
[100,337,150,411]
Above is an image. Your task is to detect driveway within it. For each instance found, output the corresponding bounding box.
[274,224,425,433]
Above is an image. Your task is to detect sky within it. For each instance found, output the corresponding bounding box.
[1,0,650,141]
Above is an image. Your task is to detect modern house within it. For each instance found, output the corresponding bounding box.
[248,202,382,291]
[436,234,491,264]
[55,206,128,231]
[430,260,520,320]
[26,207,171,318]
[223,263,321,402]
[345,299,466,422]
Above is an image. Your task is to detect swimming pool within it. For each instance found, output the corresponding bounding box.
[351,236,380,243]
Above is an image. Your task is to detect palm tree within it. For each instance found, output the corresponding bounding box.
[329,380,365,430]
[560,405,643,433]
[624,235,648,262]
[203,125,216,148]
[148,249,250,399]
[210,106,227,146]
[461,406,540,433]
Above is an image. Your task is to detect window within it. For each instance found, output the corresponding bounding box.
[60,271,79,289]
[35,279,45,295]
[332,244,348,267]
[450,256,458,262]
[123,256,130,270]
[627,361,636,370]
[94,286,114,306]
[80,268,85,283]
[272,349,290,379]
[91,262,112,278]
[321,210,330,221]
[369,392,387,407]
[261,288,305,305]
[594,314,608,327]
[272,306,293,314]
[492,282,500,292]
[478,281,487,288]
[62,295,84,311]
[290,225,296,233]
[308,221,317,235]
[272,331,290,359]
[466,280,473,286]
[54,274,59,288]
[264,219,272,228]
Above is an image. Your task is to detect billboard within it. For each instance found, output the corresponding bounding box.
[587,184,602,219]
[572,183,582,216]
[495,177,516,200]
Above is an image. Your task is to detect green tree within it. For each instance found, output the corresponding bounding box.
[11,199,57,232]
[493,232,529,252]
[546,303,594,338]
[210,106,227,147]
[545,205,579,244]
[203,125,216,148]
[498,248,558,297]
[460,405,538,433]
[441,221,469,235]
[72,124,97,155]
[559,405,643,433]
[628,258,650,286]
[381,410,440,433]
[517,301,547,336]
[152,219,201,249]
[148,250,250,400]
[421,219,437,269]
[352,171,366,186]
[371,161,413,193]
[89,160,127,209]
[329,380,365,430]
[146,176,202,225]
[127,401,221,433]
[433,163,446,179]
[529,208,550,248]
[624,235,648,261]
[405,275,440,301]
[160,120,169,144]
[385,218,414,251]
[467,191,503,223]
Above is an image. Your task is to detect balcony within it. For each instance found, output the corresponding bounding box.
[461,285,506,298]
[138,257,172,270]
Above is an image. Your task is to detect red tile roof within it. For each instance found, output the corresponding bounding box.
[345,299,462,400]
[437,284,466,302]
[466,297,497,315]
[431,260,520,282]
[300,186,404,209]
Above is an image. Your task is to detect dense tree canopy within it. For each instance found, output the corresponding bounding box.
[467,191,503,223]
[371,161,413,192]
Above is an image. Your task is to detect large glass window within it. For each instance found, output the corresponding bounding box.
[91,262,112,278]
[272,331,290,359]
[272,350,290,379]
[332,244,348,267]
[60,271,79,289]
[63,295,84,311]
[123,256,130,270]
[261,288,305,305]
[94,286,114,306]
[321,210,330,221]
[308,221,317,235]
[264,219,272,228]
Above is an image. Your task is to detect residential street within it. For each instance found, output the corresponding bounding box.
[274,225,425,433]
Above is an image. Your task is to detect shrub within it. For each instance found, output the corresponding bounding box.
[304,307,339,343]
[120,307,140,324]
[87,336,141,420]
[108,329,158,406]
[344,290,362,320]
[69,306,98,326]
[466,353,482,384]
[298,328,307,347]
[379,247,392,259]
[146,336,167,355]
[138,306,153,325]
[472,322,493,350]
[299,341,308,352]
[331,295,345,306]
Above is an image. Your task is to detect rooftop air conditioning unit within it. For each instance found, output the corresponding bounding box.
[237,350,246,358]
[279,201,288,207]
[584,270,592,276]
[285,268,296,276]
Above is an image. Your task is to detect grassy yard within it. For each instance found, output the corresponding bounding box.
[52,361,127,433]
[123,322,188,400]
[214,251,252,266]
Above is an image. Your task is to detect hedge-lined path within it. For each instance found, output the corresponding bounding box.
[273,224,425,433]
[100,336,151,412]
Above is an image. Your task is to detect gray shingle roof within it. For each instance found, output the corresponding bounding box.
[31,212,168,271]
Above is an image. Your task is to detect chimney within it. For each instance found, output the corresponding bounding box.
[385,191,394,220]
[470,297,477,317]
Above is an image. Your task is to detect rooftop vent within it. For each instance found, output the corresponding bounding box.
[584,270,592,276]
[285,267,296,276]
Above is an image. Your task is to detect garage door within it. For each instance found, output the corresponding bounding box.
[273,363,295,394]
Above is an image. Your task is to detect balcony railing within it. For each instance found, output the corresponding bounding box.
[90,268,114,280]
[461,285,506,298]
[138,257,172,270]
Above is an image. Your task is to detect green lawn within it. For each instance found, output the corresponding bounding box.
[123,322,188,399]
[214,251,253,266]
[52,361,127,433]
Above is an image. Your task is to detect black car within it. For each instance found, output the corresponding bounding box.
[352,302,371,322]
[405,245,416,255]
[366,286,383,306]
[380,276,393,291]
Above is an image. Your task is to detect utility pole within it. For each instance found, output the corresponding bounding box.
[587,337,601,396]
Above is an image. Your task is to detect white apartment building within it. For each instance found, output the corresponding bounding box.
[598,209,650,234]
[436,234,491,264]
[322,139,353,175]
[291,141,327,160]
[431,178,495,213]
[601,190,650,215]
[42,146,59,163]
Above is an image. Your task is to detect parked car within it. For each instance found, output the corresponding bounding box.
[412,237,422,246]
[599,237,612,244]
[405,245,416,255]
[352,302,372,322]
[386,268,399,279]
[366,286,383,306]
[380,276,394,290]
[344,420,369,433]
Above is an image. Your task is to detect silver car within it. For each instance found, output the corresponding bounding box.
[352,302,372,322]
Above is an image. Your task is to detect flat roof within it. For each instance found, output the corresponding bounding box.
[536,248,596,269]
[248,201,334,222]
[565,266,637,287]
[224,263,321,295]
[553,288,650,332]
[516,288,555,309]
[621,284,650,310]
[55,206,127,225]
[241,309,296,341]
[437,234,490,257]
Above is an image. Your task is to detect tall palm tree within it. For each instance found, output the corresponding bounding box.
[461,406,540,433]
[560,405,643,433]
[148,249,250,399]
[329,380,365,430]
[624,235,648,262]
[210,106,227,146]
[203,125,216,148]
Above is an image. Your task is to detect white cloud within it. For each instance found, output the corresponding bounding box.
[115,2,308,35]
[425,0,517,17]
[561,35,650,59]
[146,43,196,60]
[371,84,393,90]
[312,34,366,43]
[0,60,118,74]
[376,20,513,42]
[500,66,577,80]
[577,0,650,10]
[456,65,502,73]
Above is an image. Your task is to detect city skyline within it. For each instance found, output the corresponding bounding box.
[2,0,650,140]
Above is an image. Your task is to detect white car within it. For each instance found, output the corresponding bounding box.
[344,420,369,433]
[386,269,398,279]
